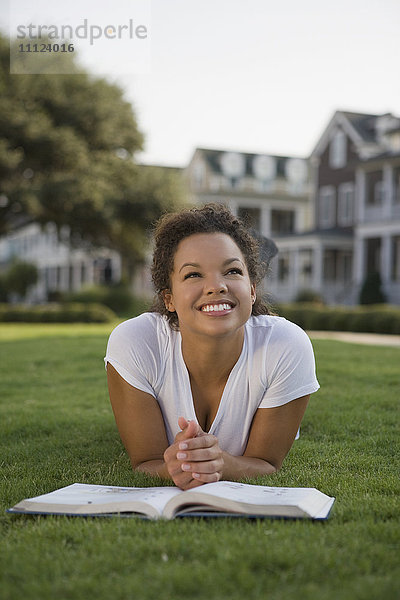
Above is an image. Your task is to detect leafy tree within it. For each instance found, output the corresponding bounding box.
[0,34,186,276]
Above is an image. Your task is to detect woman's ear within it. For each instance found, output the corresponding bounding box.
[162,289,176,312]
[250,283,256,305]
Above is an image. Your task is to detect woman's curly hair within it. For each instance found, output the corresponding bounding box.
[150,203,272,329]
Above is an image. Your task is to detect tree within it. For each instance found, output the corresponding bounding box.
[359,271,386,305]
[0,35,186,275]
[3,261,38,299]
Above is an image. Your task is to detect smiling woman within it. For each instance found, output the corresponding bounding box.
[105,203,320,490]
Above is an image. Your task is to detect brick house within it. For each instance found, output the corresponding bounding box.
[267,111,400,305]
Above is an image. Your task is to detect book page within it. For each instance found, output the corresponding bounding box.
[174,481,333,518]
[16,483,182,515]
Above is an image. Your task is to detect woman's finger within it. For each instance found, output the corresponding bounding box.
[178,433,218,451]
[181,458,223,474]
[191,471,222,484]
[177,446,220,463]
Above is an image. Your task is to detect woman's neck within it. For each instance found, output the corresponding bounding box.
[180,328,245,386]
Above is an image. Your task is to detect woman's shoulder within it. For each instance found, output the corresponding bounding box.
[246,315,317,384]
[246,314,312,346]
[247,313,301,332]
[108,311,171,347]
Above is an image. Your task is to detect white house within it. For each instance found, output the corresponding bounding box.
[0,220,121,302]
[185,148,312,296]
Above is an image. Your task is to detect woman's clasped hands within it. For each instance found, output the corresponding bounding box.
[163,417,224,490]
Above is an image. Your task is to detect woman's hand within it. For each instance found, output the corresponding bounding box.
[163,417,224,490]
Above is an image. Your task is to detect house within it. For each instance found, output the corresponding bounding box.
[267,111,400,305]
[0,220,121,303]
[2,112,399,307]
[185,148,313,295]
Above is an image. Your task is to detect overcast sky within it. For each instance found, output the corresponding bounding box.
[2,0,400,166]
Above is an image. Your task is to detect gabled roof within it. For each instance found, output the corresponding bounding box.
[311,110,400,158]
[340,111,380,143]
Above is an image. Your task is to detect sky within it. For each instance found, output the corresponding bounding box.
[2,0,400,167]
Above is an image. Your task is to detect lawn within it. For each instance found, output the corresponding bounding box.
[0,322,399,600]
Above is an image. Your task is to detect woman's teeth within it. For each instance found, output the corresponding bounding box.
[201,303,232,312]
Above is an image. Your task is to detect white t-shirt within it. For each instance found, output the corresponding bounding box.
[104,312,320,456]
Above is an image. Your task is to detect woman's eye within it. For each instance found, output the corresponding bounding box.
[184,272,201,280]
[227,268,243,275]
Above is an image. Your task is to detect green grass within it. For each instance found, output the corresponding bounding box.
[1,323,399,600]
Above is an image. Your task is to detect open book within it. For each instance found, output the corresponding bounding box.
[7,481,335,520]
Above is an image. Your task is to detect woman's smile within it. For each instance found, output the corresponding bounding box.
[199,302,234,315]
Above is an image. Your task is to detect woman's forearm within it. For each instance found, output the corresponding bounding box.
[221,452,277,480]
[133,453,277,484]
[134,459,170,479]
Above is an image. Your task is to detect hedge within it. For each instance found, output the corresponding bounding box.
[0,303,117,323]
[274,303,400,335]
[1,301,399,333]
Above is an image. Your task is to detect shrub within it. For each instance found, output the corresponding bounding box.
[0,275,7,302]
[0,303,116,323]
[2,261,38,299]
[359,271,386,304]
[294,289,324,304]
[276,303,400,335]
[66,284,150,316]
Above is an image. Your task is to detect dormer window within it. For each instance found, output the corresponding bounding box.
[329,130,347,169]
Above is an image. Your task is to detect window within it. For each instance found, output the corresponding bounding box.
[319,186,336,228]
[238,206,261,231]
[192,161,205,188]
[338,183,354,226]
[277,253,290,282]
[374,181,385,204]
[271,210,295,235]
[323,250,337,281]
[329,130,347,169]
[209,176,221,191]
[392,236,400,281]
[394,167,400,204]
[299,249,313,286]
[324,250,352,282]
[342,252,353,282]
[365,238,381,274]
[366,170,384,205]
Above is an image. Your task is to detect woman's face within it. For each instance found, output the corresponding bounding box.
[163,232,256,340]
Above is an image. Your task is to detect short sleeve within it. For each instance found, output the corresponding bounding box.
[259,319,320,408]
[104,313,164,397]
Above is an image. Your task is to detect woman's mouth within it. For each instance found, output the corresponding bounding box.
[198,302,235,315]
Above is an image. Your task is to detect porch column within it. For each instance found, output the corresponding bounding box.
[59,265,69,292]
[290,248,299,299]
[355,169,366,223]
[353,236,364,288]
[312,244,323,293]
[261,207,271,237]
[383,165,393,219]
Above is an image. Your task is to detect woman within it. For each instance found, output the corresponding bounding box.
[105,203,319,490]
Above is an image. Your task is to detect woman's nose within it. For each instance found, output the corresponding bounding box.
[205,276,228,294]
